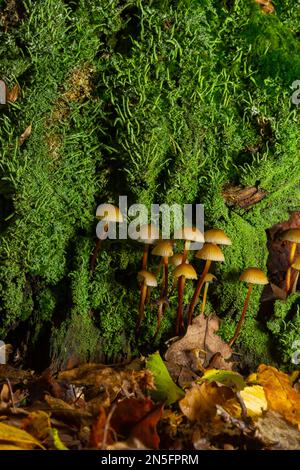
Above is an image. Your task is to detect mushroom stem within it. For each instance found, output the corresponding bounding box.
[229,284,253,347]
[175,276,185,335]
[182,240,191,263]
[142,244,149,270]
[136,284,148,336]
[291,271,299,293]
[162,256,169,295]
[201,282,209,315]
[285,242,297,292]
[187,260,212,326]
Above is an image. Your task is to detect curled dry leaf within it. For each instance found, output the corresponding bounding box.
[254,411,300,450]
[19,124,32,146]
[179,382,234,422]
[0,421,44,449]
[256,365,300,429]
[0,364,33,385]
[165,314,233,386]
[7,83,20,103]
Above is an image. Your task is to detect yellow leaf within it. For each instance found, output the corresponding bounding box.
[180,382,233,421]
[257,364,300,429]
[199,369,246,391]
[0,422,44,449]
[51,428,68,450]
[224,385,268,418]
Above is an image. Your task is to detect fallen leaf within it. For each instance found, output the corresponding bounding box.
[7,83,20,103]
[89,406,112,449]
[0,364,33,384]
[255,411,300,450]
[199,369,246,391]
[224,385,268,418]
[0,421,44,449]
[130,404,163,449]
[255,0,275,14]
[179,382,234,422]
[146,352,184,405]
[256,365,300,429]
[19,124,32,146]
[22,410,51,441]
[165,314,233,386]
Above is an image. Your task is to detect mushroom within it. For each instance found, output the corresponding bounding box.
[200,273,216,315]
[229,267,268,347]
[138,224,160,270]
[174,226,204,263]
[187,243,224,325]
[90,203,123,272]
[151,240,174,296]
[204,228,232,246]
[282,229,300,293]
[173,263,197,335]
[291,255,300,293]
[136,270,158,336]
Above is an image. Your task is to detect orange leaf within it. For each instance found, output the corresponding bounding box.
[89,406,113,449]
[19,124,32,146]
[131,404,163,449]
[257,365,300,429]
[7,84,20,103]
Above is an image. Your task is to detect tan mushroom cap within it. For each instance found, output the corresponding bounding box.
[239,268,268,285]
[173,226,204,244]
[281,229,300,244]
[96,203,123,222]
[204,229,232,246]
[138,224,160,244]
[203,273,217,283]
[137,270,158,287]
[152,240,173,257]
[292,255,300,271]
[173,263,197,280]
[170,254,189,267]
[196,243,225,262]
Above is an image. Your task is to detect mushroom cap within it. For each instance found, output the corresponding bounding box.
[196,243,225,262]
[138,224,160,244]
[173,226,204,244]
[170,254,189,267]
[96,203,123,223]
[152,240,173,257]
[204,228,232,246]
[204,273,217,283]
[292,255,300,271]
[239,267,268,285]
[281,229,300,244]
[137,270,158,287]
[173,263,197,280]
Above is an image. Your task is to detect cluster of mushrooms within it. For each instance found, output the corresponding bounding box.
[92,204,300,348]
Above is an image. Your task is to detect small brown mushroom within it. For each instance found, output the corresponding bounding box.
[282,229,300,293]
[173,263,197,335]
[138,224,160,270]
[90,204,123,272]
[152,240,173,296]
[291,255,300,293]
[200,273,217,315]
[174,226,204,263]
[229,268,268,347]
[136,270,158,336]
[187,243,224,325]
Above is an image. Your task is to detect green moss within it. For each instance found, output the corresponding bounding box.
[0,0,299,366]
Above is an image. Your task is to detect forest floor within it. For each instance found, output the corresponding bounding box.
[0,313,299,451]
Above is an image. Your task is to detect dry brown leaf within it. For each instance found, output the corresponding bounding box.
[179,382,234,422]
[7,84,20,103]
[44,395,92,426]
[0,364,33,384]
[165,314,233,386]
[255,411,300,450]
[22,411,51,442]
[256,365,300,429]
[58,365,154,402]
[19,124,32,146]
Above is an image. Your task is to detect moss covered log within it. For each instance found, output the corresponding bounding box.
[0,0,299,367]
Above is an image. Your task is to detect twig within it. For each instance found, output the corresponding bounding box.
[6,378,16,411]
[102,403,116,450]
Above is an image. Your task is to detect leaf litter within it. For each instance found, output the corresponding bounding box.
[0,315,299,450]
